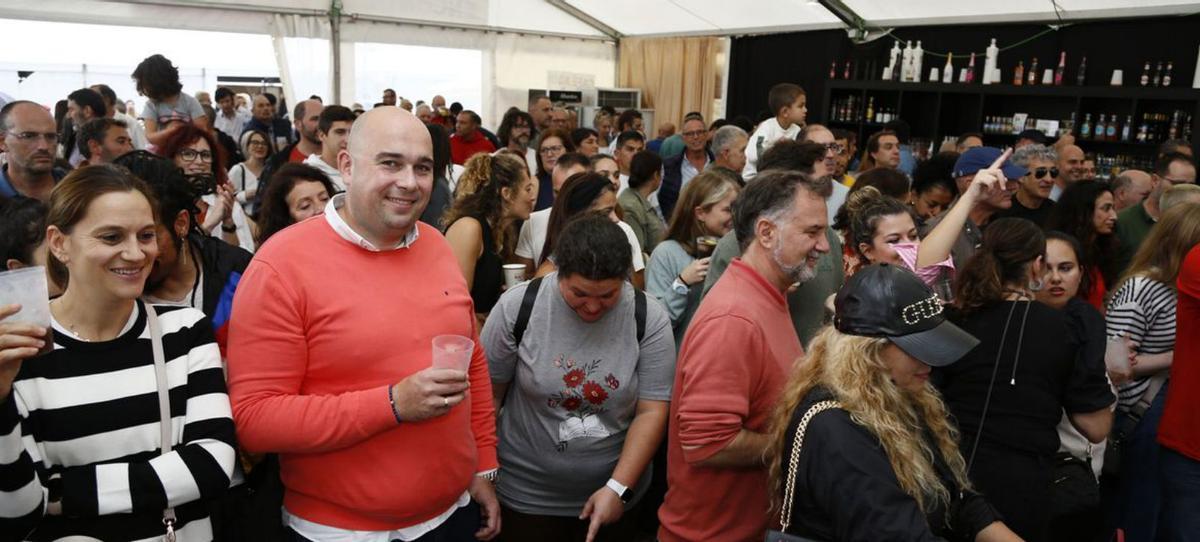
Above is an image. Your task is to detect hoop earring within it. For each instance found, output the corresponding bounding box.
[1028,277,1044,292]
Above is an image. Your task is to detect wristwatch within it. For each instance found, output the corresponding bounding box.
[606,478,632,503]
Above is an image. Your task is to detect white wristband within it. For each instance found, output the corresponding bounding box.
[606,478,629,497]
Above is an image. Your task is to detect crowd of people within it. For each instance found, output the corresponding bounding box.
[0,52,1199,542]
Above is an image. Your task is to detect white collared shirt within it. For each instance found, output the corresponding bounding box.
[323,194,419,251]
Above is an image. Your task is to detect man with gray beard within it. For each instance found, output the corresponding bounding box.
[659,170,830,542]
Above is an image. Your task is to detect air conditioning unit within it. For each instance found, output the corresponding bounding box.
[582,87,642,110]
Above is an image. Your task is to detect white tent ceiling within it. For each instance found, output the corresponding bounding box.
[2,0,1198,41]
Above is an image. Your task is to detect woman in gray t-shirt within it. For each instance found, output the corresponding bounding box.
[482,214,676,541]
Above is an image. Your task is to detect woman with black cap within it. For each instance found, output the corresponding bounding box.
[766,263,1022,541]
[940,218,1114,542]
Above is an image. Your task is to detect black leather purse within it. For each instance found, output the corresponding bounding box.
[764,400,840,542]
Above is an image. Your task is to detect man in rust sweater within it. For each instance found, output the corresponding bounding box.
[227,106,501,540]
[658,170,831,542]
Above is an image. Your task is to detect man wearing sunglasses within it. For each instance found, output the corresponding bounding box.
[997,144,1058,229]
[1116,152,1198,273]
[0,101,66,202]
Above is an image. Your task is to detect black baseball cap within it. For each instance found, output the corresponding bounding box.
[834,264,979,367]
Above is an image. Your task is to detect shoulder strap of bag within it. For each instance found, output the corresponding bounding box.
[513,277,646,346]
[145,304,178,542]
[778,400,842,532]
[512,276,544,347]
[635,287,646,343]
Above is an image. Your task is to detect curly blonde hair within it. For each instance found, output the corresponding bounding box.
[766,327,972,515]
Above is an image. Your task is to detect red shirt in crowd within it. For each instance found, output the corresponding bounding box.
[288,145,309,164]
[226,210,498,530]
[449,131,496,165]
[658,259,805,542]
[1159,244,1200,460]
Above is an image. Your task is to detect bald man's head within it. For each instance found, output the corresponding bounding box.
[1058,145,1086,184]
[340,107,435,246]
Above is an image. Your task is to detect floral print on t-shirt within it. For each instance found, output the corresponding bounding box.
[547,354,621,450]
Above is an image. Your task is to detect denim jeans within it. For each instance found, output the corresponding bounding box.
[1159,445,1200,542]
[1116,387,1168,541]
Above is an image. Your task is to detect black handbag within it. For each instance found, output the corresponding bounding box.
[1051,452,1100,517]
[764,400,840,542]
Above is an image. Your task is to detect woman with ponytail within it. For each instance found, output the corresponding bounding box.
[938,218,1115,542]
[766,264,1020,541]
[444,152,538,323]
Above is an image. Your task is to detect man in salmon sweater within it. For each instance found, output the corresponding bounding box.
[227,106,501,540]
[658,170,831,542]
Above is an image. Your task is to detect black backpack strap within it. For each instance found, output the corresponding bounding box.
[512,276,543,347]
[635,288,647,343]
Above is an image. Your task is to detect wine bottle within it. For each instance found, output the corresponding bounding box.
[830,62,837,79]
[966,53,977,84]
[866,97,875,122]
[1027,58,1039,86]
[943,53,954,84]
[844,60,852,80]
[1076,56,1087,86]
[1121,115,1133,141]
[1054,52,1066,86]
[1014,61,1025,86]
[1105,114,1117,141]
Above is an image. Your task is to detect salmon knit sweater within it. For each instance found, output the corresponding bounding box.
[227,217,498,530]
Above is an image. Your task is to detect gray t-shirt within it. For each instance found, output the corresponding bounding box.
[481,273,676,516]
[141,93,205,126]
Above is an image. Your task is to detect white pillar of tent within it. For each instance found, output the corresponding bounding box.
[482,45,496,127]
[270,32,297,108]
[338,41,356,107]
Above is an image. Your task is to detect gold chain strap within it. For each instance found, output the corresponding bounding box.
[779,400,842,532]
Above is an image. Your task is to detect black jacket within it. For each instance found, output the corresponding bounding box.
[247,142,299,218]
[780,387,1001,541]
[659,151,713,220]
[189,233,253,347]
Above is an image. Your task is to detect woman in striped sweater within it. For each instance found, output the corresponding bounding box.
[0,165,236,541]
[1105,201,1200,541]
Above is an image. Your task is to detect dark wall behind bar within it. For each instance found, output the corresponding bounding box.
[727,14,1200,125]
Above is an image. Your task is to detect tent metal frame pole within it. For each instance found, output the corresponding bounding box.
[330,0,342,104]
[544,0,622,40]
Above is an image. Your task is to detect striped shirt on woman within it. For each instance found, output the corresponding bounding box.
[0,301,236,541]
[1105,275,1177,412]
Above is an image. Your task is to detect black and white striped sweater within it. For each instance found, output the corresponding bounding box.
[0,301,236,541]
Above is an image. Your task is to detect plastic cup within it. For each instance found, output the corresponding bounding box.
[432,335,474,371]
[502,264,526,289]
[0,266,53,355]
[1105,334,1131,375]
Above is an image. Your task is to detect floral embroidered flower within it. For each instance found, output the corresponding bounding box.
[566,357,576,368]
[605,373,620,390]
[563,369,586,388]
[561,396,583,411]
[582,381,608,405]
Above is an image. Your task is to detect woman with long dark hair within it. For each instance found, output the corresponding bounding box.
[254,162,336,247]
[113,151,252,349]
[939,218,1114,542]
[444,152,538,323]
[1047,180,1119,310]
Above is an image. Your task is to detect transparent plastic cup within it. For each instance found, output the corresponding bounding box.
[1106,334,1131,375]
[0,266,53,355]
[432,335,474,371]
